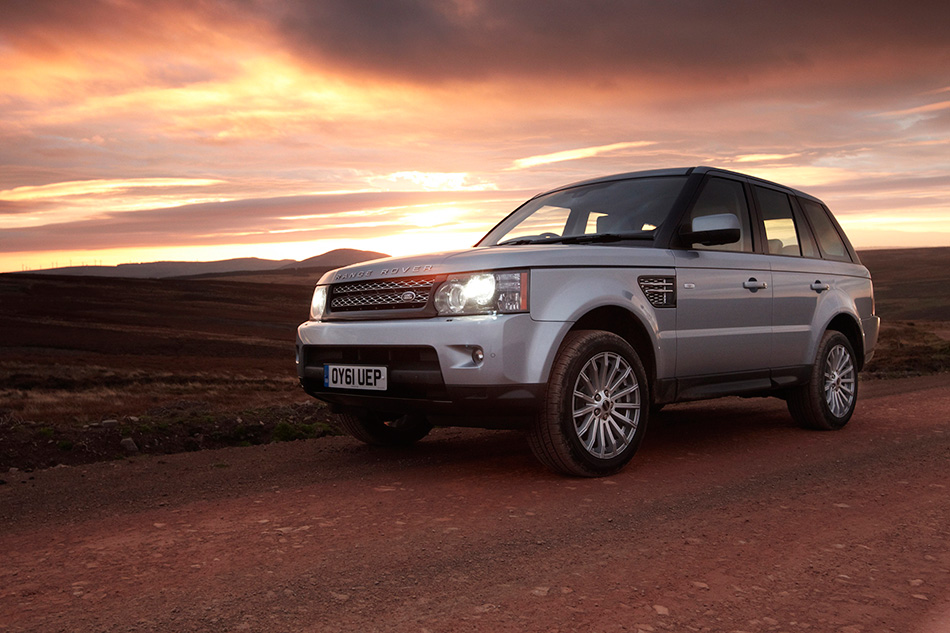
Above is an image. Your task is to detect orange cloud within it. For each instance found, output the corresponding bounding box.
[879,100,950,117]
[0,178,225,202]
[511,142,654,170]
[1,1,949,272]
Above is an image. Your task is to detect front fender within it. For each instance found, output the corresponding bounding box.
[529,267,675,381]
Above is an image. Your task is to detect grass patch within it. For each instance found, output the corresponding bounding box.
[272,421,331,442]
[865,321,950,378]
[0,399,340,471]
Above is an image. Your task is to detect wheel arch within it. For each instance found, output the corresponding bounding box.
[825,312,866,371]
[568,305,658,393]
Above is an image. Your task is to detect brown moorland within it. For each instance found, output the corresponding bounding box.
[1,248,948,470]
[860,247,950,376]
[0,271,332,469]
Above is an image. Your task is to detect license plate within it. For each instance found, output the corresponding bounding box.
[324,364,388,391]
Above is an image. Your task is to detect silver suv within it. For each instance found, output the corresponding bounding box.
[296,167,880,476]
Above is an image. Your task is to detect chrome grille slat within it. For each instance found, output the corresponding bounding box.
[332,291,431,308]
[329,276,438,313]
[334,278,436,294]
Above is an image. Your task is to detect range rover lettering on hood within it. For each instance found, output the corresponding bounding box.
[334,264,434,281]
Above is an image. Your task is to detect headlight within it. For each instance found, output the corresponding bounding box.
[434,271,529,316]
[309,285,328,321]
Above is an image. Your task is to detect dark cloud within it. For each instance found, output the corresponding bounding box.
[5,0,948,101]
[0,190,513,252]
[268,0,950,91]
[0,200,53,215]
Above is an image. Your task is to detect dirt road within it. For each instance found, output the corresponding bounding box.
[2,376,949,633]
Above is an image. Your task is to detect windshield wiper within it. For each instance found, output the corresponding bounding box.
[497,232,653,246]
[496,237,542,245]
[552,232,654,244]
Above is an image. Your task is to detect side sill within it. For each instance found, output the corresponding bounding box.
[658,366,811,404]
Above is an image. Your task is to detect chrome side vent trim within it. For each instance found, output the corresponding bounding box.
[638,276,676,308]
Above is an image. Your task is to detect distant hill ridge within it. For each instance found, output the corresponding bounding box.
[25,249,389,279]
[283,249,389,270]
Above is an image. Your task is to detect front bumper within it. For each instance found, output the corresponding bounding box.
[295,314,567,422]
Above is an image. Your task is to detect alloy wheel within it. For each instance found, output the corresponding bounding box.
[823,344,856,418]
[572,351,641,459]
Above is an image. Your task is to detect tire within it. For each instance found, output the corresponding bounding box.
[787,331,858,430]
[336,411,432,446]
[527,330,649,477]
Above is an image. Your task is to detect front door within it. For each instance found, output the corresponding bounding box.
[674,250,773,378]
[672,175,773,388]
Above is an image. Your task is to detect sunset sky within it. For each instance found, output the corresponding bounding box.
[2,0,949,273]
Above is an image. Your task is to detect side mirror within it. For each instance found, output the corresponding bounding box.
[680,213,741,246]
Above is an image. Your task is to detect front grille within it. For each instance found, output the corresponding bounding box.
[638,276,676,308]
[329,276,438,313]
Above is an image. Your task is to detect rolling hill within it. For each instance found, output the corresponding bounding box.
[24,249,388,280]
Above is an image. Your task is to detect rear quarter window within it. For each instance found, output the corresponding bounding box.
[799,198,852,262]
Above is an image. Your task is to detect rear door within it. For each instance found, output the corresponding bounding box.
[753,185,831,375]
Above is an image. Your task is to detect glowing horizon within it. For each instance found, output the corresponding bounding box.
[2,1,949,273]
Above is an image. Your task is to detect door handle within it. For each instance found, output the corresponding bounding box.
[742,278,768,291]
[810,280,830,293]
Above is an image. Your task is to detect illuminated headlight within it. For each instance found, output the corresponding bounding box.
[434,271,529,316]
[309,285,328,321]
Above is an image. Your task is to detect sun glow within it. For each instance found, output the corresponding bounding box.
[738,166,857,188]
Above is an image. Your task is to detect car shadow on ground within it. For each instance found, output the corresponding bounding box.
[310,396,807,479]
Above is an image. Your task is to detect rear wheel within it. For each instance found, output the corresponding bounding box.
[527,330,649,477]
[336,411,432,446]
[788,330,858,430]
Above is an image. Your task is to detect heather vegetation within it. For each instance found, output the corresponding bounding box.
[1,247,947,470]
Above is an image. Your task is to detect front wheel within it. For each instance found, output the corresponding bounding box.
[336,411,432,446]
[787,331,858,430]
[527,330,649,477]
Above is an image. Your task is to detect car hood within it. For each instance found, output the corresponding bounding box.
[317,244,675,285]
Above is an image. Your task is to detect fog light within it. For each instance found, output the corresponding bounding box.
[472,347,485,364]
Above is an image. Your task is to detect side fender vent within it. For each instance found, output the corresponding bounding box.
[638,276,676,308]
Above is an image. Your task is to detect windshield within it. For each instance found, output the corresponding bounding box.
[479,176,688,246]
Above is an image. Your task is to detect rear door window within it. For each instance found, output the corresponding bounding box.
[755,186,802,256]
